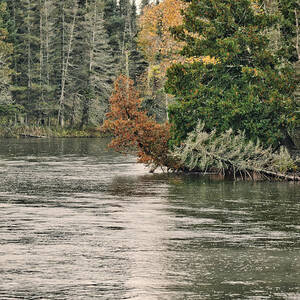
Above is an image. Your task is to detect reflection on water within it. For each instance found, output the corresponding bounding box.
[0,138,299,299]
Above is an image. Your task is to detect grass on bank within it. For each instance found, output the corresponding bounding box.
[0,125,107,138]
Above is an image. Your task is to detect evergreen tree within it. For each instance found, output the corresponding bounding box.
[103,0,122,59]
[68,0,90,126]
[1,0,144,127]
[165,0,297,147]
[278,0,300,62]
[173,120,298,180]
[9,0,42,120]
[36,0,55,124]
[0,1,13,104]
[103,0,147,84]
[70,0,115,127]
[119,0,133,76]
[127,0,148,83]
[86,1,115,126]
[50,0,78,126]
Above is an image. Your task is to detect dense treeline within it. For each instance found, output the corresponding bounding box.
[165,0,299,148]
[0,0,146,128]
[0,0,299,174]
[104,0,299,179]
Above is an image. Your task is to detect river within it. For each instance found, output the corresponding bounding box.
[0,138,299,299]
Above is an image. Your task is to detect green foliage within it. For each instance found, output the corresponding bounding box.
[103,0,147,82]
[165,0,297,147]
[0,1,13,103]
[0,103,23,116]
[172,121,298,177]
[1,0,147,127]
[278,0,300,62]
[9,0,42,113]
[2,0,120,127]
[103,0,122,56]
[70,0,115,128]
[0,124,104,138]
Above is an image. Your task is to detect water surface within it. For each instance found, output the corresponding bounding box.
[0,138,299,299]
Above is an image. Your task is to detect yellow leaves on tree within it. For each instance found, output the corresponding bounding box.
[138,0,217,80]
[138,0,187,78]
[138,0,185,63]
[103,75,177,170]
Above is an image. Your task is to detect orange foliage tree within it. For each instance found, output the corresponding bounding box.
[103,75,178,170]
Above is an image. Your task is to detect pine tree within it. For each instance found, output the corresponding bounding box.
[127,0,148,84]
[2,0,144,128]
[68,0,90,127]
[0,1,13,104]
[103,0,122,60]
[9,0,42,121]
[70,0,115,128]
[36,0,55,124]
[165,0,297,147]
[119,0,133,77]
[50,0,78,126]
[87,1,115,126]
[173,121,299,180]
[103,0,146,83]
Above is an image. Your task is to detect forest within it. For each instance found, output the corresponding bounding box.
[0,0,299,177]
[0,0,148,129]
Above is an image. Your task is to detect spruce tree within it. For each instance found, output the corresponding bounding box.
[87,2,115,126]
[36,0,55,124]
[9,0,42,120]
[119,0,133,76]
[2,0,118,127]
[0,1,13,105]
[50,0,78,126]
[127,0,148,83]
[70,0,115,127]
[68,0,90,127]
[103,0,122,60]
[165,0,297,147]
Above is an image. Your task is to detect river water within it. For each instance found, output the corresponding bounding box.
[0,138,299,299]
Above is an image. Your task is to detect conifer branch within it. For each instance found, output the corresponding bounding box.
[172,121,300,181]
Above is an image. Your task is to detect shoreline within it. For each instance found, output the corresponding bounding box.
[0,125,108,138]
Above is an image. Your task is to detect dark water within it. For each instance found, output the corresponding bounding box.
[0,138,300,300]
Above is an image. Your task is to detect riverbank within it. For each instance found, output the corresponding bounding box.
[0,125,106,138]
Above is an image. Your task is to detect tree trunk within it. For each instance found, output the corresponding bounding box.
[44,0,50,86]
[57,3,78,127]
[39,0,44,111]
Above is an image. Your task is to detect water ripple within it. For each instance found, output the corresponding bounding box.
[0,138,300,299]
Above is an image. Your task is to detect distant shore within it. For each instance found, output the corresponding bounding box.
[0,125,107,138]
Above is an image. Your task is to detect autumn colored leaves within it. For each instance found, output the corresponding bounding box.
[103,75,176,170]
